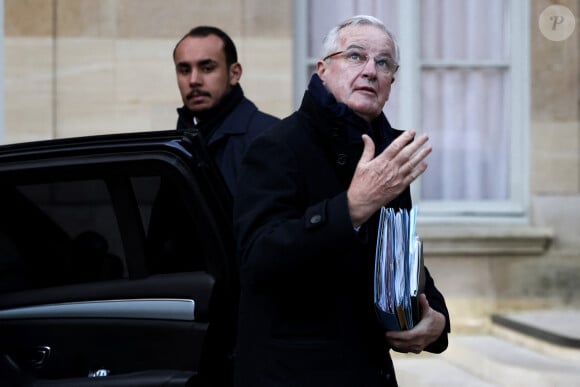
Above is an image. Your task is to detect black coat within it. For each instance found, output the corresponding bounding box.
[177,96,279,195]
[233,82,449,387]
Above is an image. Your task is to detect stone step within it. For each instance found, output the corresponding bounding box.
[443,335,580,386]
[391,310,580,386]
[491,310,580,362]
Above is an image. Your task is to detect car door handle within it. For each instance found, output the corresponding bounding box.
[30,346,51,367]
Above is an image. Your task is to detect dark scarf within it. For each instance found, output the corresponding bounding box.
[177,84,244,142]
[307,74,392,154]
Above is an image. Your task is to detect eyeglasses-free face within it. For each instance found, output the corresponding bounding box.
[323,49,399,76]
[174,34,241,114]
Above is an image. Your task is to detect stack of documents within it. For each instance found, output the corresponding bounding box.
[374,206,425,331]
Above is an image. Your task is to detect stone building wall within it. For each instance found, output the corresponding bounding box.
[530,0,580,253]
[3,0,293,143]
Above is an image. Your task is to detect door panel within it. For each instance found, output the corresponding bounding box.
[0,299,196,321]
[2,318,204,377]
[0,143,233,386]
[0,272,215,385]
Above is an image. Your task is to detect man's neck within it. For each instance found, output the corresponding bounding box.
[194,84,244,140]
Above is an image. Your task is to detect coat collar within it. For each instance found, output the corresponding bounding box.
[302,74,395,153]
[177,86,257,144]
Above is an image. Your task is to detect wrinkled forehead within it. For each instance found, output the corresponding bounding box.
[337,24,395,54]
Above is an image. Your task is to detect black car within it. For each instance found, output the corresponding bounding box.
[0,130,238,386]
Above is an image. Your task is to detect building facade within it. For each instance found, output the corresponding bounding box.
[2,0,579,332]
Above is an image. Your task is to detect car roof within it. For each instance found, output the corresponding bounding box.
[0,130,187,159]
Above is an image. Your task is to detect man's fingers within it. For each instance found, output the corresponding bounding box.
[404,145,432,181]
[359,134,376,164]
[378,130,417,160]
[419,293,430,314]
[375,131,430,176]
[398,133,430,164]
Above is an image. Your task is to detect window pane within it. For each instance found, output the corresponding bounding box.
[0,179,125,293]
[307,0,399,58]
[421,0,510,61]
[140,175,209,274]
[419,0,512,203]
[420,68,511,200]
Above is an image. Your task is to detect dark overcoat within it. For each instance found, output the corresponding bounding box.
[233,83,450,387]
[177,96,279,195]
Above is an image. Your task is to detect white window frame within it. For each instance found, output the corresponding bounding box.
[292,0,530,223]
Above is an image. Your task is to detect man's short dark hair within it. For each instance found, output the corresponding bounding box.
[173,26,238,66]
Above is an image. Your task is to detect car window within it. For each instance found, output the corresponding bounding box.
[0,164,212,294]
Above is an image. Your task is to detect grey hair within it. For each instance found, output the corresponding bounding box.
[320,15,399,64]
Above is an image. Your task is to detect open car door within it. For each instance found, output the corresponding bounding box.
[0,131,237,386]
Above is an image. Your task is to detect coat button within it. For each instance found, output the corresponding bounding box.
[310,214,322,224]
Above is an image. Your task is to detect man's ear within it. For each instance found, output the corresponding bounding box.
[229,62,242,85]
[316,60,327,82]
